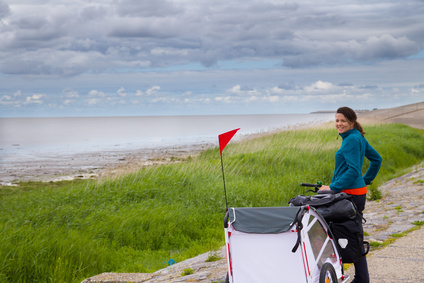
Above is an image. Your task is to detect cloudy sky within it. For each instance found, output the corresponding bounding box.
[0,0,423,117]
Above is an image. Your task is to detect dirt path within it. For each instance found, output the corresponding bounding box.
[358,101,424,130]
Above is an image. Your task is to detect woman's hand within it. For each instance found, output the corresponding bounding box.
[319,185,331,191]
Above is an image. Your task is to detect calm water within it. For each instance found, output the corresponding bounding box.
[0,114,333,163]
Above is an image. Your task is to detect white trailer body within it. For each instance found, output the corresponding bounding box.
[224,206,349,283]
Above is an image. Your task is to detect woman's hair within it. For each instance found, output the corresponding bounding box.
[337,106,365,136]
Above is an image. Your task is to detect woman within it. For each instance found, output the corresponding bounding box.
[320,106,382,283]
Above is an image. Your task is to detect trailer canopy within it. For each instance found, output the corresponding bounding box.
[228,206,301,234]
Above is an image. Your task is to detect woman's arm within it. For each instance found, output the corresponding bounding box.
[363,142,382,184]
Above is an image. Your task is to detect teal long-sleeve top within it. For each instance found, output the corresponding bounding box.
[330,128,382,193]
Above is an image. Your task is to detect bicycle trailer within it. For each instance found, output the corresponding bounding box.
[224,206,349,283]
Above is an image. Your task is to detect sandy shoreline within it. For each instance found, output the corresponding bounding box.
[0,143,215,186]
[1,102,423,186]
[0,120,328,186]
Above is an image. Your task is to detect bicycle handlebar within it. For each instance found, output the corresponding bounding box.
[300,183,320,187]
[300,181,323,193]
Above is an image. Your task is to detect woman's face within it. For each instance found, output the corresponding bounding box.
[335,113,354,134]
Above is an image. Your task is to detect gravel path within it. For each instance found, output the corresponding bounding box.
[362,163,424,243]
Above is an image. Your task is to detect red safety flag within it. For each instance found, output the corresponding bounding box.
[219,128,240,156]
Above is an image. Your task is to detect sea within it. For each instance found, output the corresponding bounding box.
[0,114,334,164]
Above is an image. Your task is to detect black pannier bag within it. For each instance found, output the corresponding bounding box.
[288,192,369,263]
[316,199,357,222]
[328,217,369,263]
[288,192,356,221]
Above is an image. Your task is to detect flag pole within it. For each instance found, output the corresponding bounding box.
[218,128,240,211]
[221,154,228,210]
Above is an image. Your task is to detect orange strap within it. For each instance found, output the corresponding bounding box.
[342,186,367,195]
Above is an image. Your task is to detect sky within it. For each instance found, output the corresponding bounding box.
[0,0,423,117]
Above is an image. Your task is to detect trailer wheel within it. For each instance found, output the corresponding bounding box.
[225,272,229,283]
[319,263,337,283]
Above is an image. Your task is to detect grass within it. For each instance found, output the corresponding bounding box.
[0,180,86,199]
[395,205,404,213]
[0,123,423,282]
[205,250,222,262]
[181,268,194,276]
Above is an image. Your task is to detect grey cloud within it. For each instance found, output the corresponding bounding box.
[277,81,298,90]
[108,18,180,38]
[360,35,419,59]
[68,38,106,53]
[246,2,299,13]
[338,83,353,87]
[281,34,420,67]
[11,28,64,45]
[116,0,181,17]
[79,5,109,22]
[359,85,378,89]
[1,50,107,76]
[414,83,424,88]
[0,0,9,19]
[3,11,75,51]
[1,58,54,75]
[0,0,423,76]
[13,16,48,30]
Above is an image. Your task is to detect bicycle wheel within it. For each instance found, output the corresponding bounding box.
[319,263,337,283]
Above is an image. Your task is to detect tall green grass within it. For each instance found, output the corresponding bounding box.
[0,123,423,282]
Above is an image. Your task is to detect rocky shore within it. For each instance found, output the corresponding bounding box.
[0,142,213,186]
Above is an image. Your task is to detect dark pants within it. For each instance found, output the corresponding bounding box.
[350,194,369,283]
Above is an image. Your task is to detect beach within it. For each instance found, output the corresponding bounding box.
[1,102,423,186]
[0,113,333,186]
[0,143,215,185]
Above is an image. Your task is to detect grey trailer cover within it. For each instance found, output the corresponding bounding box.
[228,206,301,234]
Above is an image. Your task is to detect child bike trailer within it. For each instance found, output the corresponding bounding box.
[224,206,349,283]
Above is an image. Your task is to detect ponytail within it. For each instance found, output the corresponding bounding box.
[354,121,365,136]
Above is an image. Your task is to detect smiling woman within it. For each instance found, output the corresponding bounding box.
[320,106,383,283]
